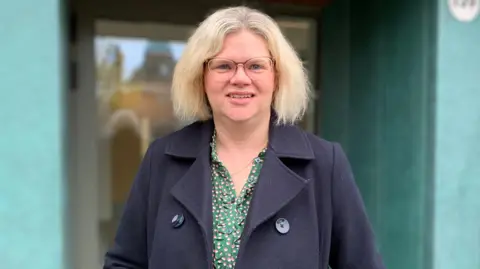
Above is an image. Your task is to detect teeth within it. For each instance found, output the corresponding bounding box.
[229,94,253,98]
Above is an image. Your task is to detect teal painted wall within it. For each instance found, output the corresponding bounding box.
[320,0,436,268]
[433,2,480,268]
[0,0,68,268]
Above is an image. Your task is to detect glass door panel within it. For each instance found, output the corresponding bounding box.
[94,21,192,256]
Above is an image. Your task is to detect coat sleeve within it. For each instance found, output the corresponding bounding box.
[103,144,154,269]
[329,143,385,269]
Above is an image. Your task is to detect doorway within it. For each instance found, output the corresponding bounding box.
[94,17,318,259]
[70,5,320,268]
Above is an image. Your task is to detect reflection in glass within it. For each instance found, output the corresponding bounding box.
[95,36,188,251]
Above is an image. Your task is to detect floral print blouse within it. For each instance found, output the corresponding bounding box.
[210,132,267,269]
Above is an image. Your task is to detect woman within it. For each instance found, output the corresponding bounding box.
[104,6,385,269]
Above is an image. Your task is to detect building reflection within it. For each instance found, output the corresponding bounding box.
[96,38,187,250]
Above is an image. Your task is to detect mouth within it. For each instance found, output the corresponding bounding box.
[226,93,255,99]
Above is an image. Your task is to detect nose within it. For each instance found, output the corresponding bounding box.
[229,64,251,85]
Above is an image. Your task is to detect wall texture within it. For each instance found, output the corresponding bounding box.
[0,0,67,268]
[320,0,436,268]
[433,2,480,268]
[322,0,480,268]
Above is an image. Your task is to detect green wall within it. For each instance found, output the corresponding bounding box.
[320,0,436,268]
[321,0,480,268]
[0,0,68,268]
[433,2,480,268]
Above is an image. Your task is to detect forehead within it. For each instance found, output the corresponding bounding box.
[215,30,270,60]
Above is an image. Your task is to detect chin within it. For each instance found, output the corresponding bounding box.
[223,111,257,123]
[225,115,254,123]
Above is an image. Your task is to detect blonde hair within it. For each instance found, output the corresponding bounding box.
[171,6,311,125]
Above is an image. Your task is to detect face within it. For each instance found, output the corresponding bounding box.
[204,30,276,124]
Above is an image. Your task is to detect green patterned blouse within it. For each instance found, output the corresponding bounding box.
[210,132,267,269]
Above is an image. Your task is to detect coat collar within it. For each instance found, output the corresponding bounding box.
[165,115,315,160]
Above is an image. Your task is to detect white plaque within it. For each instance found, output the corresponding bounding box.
[449,0,480,22]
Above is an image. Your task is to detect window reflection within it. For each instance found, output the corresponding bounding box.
[96,38,188,150]
[95,36,188,250]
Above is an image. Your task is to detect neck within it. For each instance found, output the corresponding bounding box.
[213,114,270,152]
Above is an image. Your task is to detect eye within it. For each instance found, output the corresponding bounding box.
[216,64,232,70]
[246,61,268,72]
[209,59,234,72]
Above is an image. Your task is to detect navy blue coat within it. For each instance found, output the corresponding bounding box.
[104,119,385,269]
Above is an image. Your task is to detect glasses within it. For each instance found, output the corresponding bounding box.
[206,57,274,79]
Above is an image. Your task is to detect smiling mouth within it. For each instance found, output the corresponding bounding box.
[227,93,255,99]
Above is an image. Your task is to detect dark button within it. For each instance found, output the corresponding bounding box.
[171,214,185,228]
[275,218,290,234]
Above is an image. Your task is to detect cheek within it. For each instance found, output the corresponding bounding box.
[203,74,222,97]
[257,74,276,96]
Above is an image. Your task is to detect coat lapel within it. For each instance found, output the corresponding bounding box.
[242,122,315,240]
[243,150,308,239]
[167,120,214,266]
[169,146,213,249]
